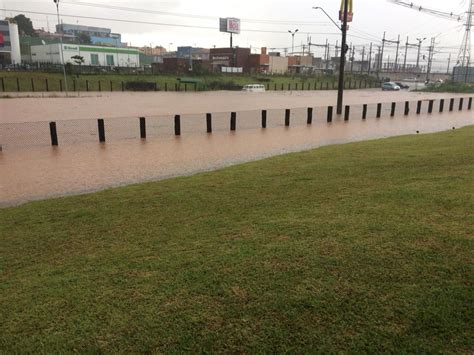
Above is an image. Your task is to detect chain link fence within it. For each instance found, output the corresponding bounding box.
[0,97,471,152]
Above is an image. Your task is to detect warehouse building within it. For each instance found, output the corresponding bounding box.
[0,19,21,66]
[30,43,140,67]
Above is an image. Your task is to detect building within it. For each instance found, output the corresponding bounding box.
[0,19,21,66]
[288,55,313,74]
[248,47,269,73]
[209,47,251,73]
[177,46,210,60]
[56,24,122,47]
[269,54,288,74]
[151,58,211,75]
[31,43,140,67]
[140,46,167,56]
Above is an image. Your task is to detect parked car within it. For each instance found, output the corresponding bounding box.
[242,84,266,92]
[382,82,401,91]
[395,82,410,89]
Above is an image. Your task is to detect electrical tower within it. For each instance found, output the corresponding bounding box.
[457,0,473,67]
[388,0,472,69]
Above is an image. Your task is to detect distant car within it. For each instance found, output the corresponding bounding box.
[382,82,401,91]
[242,84,266,92]
[395,82,410,89]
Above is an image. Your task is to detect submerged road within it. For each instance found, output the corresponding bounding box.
[0,90,473,206]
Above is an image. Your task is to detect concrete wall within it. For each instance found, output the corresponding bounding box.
[269,56,288,74]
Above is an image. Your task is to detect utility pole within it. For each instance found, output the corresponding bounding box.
[368,42,373,74]
[426,37,435,82]
[336,0,349,115]
[325,38,329,71]
[379,32,386,72]
[403,36,409,71]
[350,43,354,72]
[446,53,451,74]
[361,46,365,73]
[54,0,68,97]
[394,34,400,71]
[335,40,339,57]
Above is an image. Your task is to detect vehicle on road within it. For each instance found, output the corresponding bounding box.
[395,82,410,89]
[382,82,401,91]
[242,84,266,92]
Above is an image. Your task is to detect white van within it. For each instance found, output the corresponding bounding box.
[242,84,266,92]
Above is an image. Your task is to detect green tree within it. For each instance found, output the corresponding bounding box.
[13,14,36,36]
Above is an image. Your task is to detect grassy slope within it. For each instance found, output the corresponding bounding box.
[1,127,473,352]
[0,71,376,92]
[421,82,474,94]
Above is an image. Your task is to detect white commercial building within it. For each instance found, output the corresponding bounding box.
[0,20,21,66]
[31,43,140,67]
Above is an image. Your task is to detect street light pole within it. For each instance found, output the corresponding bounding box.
[54,0,68,97]
[288,29,299,55]
[337,0,349,115]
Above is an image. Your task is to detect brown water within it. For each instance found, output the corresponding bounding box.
[0,90,467,123]
[1,103,473,206]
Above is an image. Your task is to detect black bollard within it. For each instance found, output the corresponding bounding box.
[206,113,212,133]
[307,107,313,124]
[449,98,454,111]
[468,97,472,110]
[86,80,89,92]
[98,80,101,92]
[416,100,422,114]
[428,100,434,114]
[391,102,396,117]
[362,104,368,119]
[110,81,113,92]
[376,103,382,118]
[344,105,350,121]
[327,106,333,122]
[49,122,58,146]
[285,109,291,126]
[230,112,236,131]
[139,117,146,139]
[121,81,124,91]
[439,99,445,112]
[261,110,267,128]
[404,101,410,116]
[174,115,181,136]
[98,119,106,142]
[459,98,464,111]
[59,79,63,92]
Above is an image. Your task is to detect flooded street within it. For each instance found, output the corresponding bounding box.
[0,90,473,206]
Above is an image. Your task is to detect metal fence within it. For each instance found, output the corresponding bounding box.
[0,76,381,93]
[1,97,471,152]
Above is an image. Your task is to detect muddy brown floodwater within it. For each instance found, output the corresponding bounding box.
[0,90,473,206]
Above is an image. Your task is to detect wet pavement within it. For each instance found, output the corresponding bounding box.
[0,91,473,206]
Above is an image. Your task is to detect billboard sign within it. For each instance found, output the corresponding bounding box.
[339,0,354,22]
[219,17,241,34]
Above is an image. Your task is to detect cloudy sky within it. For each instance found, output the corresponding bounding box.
[1,0,470,71]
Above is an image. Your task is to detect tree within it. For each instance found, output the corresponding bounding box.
[71,55,84,65]
[77,33,92,44]
[13,14,36,36]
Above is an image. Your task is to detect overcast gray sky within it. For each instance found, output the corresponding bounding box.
[1,0,470,70]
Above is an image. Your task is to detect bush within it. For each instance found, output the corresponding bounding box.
[125,81,157,91]
[205,80,242,91]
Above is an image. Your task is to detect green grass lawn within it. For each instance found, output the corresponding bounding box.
[1,127,473,352]
[0,71,378,92]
